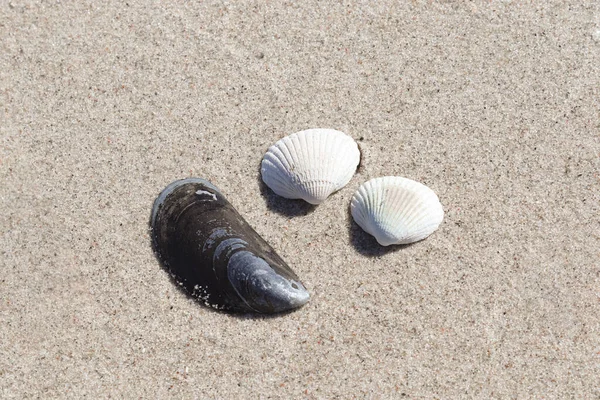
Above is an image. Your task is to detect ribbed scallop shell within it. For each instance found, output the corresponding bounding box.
[351,177,444,246]
[261,129,360,204]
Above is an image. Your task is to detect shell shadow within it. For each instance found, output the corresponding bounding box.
[148,205,306,319]
[347,206,415,257]
[256,165,317,217]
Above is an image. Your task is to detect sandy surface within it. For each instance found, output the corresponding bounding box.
[1,1,599,398]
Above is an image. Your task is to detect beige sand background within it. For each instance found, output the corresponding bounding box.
[1,1,599,398]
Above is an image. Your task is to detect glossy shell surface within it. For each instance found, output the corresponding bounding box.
[351,176,444,246]
[151,178,310,313]
[261,128,360,204]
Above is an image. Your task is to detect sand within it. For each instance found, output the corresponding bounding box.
[1,1,599,398]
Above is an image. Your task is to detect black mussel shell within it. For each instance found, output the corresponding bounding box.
[150,178,310,313]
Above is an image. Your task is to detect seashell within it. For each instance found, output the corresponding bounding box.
[350,177,444,246]
[151,178,310,313]
[261,128,360,204]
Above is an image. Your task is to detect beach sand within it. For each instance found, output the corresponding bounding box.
[1,1,599,398]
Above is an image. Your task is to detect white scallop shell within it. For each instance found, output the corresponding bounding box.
[261,129,360,204]
[351,177,444,246]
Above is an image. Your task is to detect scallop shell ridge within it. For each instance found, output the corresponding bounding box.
[351,176,444,246]
[261,129,360,204]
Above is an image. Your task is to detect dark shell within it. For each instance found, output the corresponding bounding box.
[150,178,310,313]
